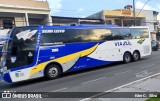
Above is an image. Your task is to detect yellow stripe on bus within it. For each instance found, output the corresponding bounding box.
[30,44,98,77]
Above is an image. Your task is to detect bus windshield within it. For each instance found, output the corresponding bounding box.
[1,27,38,69]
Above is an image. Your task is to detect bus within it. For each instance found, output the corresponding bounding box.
[0,25,151,83]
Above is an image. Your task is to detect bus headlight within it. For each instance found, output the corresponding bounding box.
[0,68,4,81]
[0,66,8,74]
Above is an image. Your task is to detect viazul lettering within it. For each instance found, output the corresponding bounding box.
[115,41,132,46]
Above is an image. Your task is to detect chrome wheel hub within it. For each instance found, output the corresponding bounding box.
[49,67,58,77]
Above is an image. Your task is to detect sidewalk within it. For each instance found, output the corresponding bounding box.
[84,73,160,101]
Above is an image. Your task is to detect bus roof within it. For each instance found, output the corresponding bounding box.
[42,25,149,29]
[14,25,149,29]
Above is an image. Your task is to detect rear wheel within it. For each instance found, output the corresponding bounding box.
[132,51,140,61]
[44,64,62,79]
[123,52,132,63]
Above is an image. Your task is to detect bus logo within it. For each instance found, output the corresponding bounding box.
[2,91,12,98]
[15,71,24,78]
[115,41,132,46]
[138,39,145,44]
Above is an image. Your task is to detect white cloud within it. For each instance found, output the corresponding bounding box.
[78,8,85,12]
[47,0,63,14]
[156,4,160,10]
[136,1,155,10]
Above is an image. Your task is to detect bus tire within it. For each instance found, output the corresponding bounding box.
[44,64,62,80]
[132,51,140,61]
[123,52,132,63]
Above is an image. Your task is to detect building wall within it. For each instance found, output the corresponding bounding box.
[0,7,50,14]
[0,0,51,28]
[152,33,157,41]
[103,10,145,18]
[0,0,49,9]
[87,10,146,26]
[136,9,155,32]
[15,16,26,26]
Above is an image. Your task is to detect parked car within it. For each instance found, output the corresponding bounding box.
[151,41,159,51]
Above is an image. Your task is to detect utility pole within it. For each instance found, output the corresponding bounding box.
[133,0,136,26]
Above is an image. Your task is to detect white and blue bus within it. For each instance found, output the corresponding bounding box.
[0,25,151,83]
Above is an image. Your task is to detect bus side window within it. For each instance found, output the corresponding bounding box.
[118,28,132,40]
[110,28,124,40]
[130,28,149,39]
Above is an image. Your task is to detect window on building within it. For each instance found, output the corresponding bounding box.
[123,20,133,26]
[123,20,141,26]
[106,20,112,24]
[115,19,121,26]
[2,18,14,29]
[29,18,44,26]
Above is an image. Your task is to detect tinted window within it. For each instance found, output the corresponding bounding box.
[100,28,123,40]
[130,28,149,39]
[41,29,110,45]
[117,28,132,39]
[111,28,131,40]
[40,28,149,45]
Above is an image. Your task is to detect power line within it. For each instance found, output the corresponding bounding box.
[136,0,152,17]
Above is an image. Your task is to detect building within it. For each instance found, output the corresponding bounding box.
[0,0,52,29]
[135,10,159,41]
[52,16,103,26]
[86,9,146,26]
[87,9,159,40]
[135,10,159,31]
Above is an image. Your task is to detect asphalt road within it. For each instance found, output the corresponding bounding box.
[0,51,160,101]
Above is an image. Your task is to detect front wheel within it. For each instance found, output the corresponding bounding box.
[123,53,132,63]
[44,64,62,80]
[132,51,140,61]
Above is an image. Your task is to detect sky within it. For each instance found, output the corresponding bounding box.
[47,0,160,19]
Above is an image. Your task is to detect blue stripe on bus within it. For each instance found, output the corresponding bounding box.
[39,42,99,62]
[68,57,114,72]
[3,73,12,83]
[10,41,106,72]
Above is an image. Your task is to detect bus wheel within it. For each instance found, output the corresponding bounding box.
[123,52,132,63]
[45,64,62,79]
[133,51,140,61]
